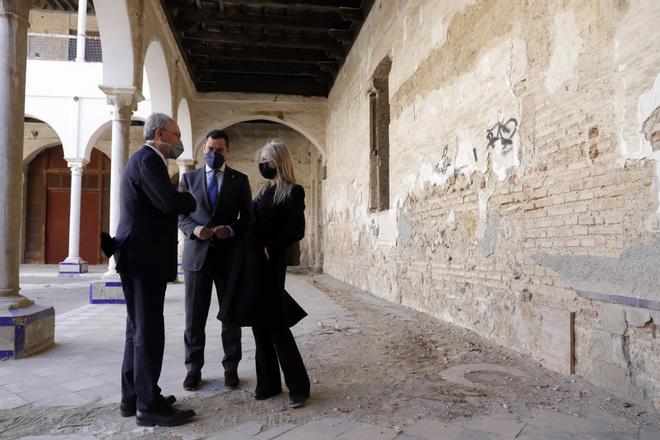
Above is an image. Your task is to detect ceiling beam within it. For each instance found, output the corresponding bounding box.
[50,0,69,10]
[175,9,352,32]
[196,78,329,96]
[182,31,346,53]
[192,63,332,79]
[187,40,345,59]
[338,6,364,22]
[196,0,362,11]
[186,50,340,69]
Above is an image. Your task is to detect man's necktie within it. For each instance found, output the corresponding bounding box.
[208,170,219,208]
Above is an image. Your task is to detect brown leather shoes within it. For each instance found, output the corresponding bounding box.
[224,370,240,389]
[183,371,201,391]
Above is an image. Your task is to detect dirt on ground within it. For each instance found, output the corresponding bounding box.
[1,273,659,439]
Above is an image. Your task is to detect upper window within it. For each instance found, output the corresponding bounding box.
[368,56,392,212]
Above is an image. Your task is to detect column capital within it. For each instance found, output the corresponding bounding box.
[65,158,88,175]
[99,86,144,110]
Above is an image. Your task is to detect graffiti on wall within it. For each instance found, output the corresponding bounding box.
[486,118,518,153]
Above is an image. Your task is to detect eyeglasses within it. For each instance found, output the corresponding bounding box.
[161,128,182,139]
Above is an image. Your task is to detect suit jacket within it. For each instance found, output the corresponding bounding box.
[178,165,252,272]
[114,145,196,281]
[220,184,307,328]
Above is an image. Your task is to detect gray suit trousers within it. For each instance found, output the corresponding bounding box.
[184,245,242,373]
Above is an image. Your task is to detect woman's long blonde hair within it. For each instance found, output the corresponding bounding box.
[255,138,298,205]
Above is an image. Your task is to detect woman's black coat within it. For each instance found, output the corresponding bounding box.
[219,184,307,328]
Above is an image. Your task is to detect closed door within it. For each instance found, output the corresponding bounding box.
[26,145,110,265]
[79,191,100,264]
[45,190,69,264]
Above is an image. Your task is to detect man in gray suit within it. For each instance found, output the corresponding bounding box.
[178,130,252,391]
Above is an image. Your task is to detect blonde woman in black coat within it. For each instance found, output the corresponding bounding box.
[220,138,310,408]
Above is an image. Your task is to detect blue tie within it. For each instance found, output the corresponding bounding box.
[208,170,219,208]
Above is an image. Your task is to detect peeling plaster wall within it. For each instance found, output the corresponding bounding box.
[325,0,660,408]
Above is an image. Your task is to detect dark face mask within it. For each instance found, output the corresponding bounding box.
[204,150,225,170]
[259,161,277,179]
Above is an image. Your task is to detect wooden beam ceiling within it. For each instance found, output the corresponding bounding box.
[163,0,374,96]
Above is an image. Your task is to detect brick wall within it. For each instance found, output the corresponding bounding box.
[324,0,660,408]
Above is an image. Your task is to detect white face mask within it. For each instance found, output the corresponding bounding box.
[153,139,185,159]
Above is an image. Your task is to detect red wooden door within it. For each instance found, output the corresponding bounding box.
[45,190,69,264]
[80,191,100,264]
[25,145,110,264]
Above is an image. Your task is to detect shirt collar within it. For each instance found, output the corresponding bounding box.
[146,144,166,165]
[205,163,226,174]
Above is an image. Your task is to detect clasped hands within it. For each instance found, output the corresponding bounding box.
[194,225,231,240]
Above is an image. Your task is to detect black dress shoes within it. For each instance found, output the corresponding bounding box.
[136,407,195,427]
[183,371,201,391]
[253,388,282,400]
[120,395,176,417]
[224,370,240,389]
[289,394,309,409]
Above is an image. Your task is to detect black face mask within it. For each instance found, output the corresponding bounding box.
[259,162,277,179]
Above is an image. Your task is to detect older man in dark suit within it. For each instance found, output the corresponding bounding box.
[178,130,252,391]
[110,112,197,427]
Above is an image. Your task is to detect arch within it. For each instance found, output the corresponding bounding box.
[195,115,326,160]
[23,141,62,166]
[82,117,147,161]
[143,40,172,116]
[176,98,194,160]
[93,0,136,87]
[83,120,112,161]
[23,110,70,154]
[23,115,67,164]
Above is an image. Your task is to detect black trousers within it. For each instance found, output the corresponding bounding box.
[184,247,242,373]
[120,272,167,411]
[252,326,310,398]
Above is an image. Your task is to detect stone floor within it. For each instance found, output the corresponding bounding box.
[0,266,658,439]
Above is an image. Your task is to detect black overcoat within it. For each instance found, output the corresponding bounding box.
[219,184,307,328]
[112,146,196,281]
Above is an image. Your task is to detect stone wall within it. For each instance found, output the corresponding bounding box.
[324,0,660,407]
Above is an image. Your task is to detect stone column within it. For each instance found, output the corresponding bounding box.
[103,90,136,277]
[59,159,88,275]
[0,0,55,358]
[75,0,87,62]
[175,158,196,282]
[90,87,141,303]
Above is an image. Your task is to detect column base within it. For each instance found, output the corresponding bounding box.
[89,279,125,304]
[0,304,55,359]
[175,262,184,284]
[59,260,88,275]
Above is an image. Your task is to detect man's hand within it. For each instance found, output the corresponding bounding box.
[194,226,214,240]
[264,247,270,260]
[212,225,232,240]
